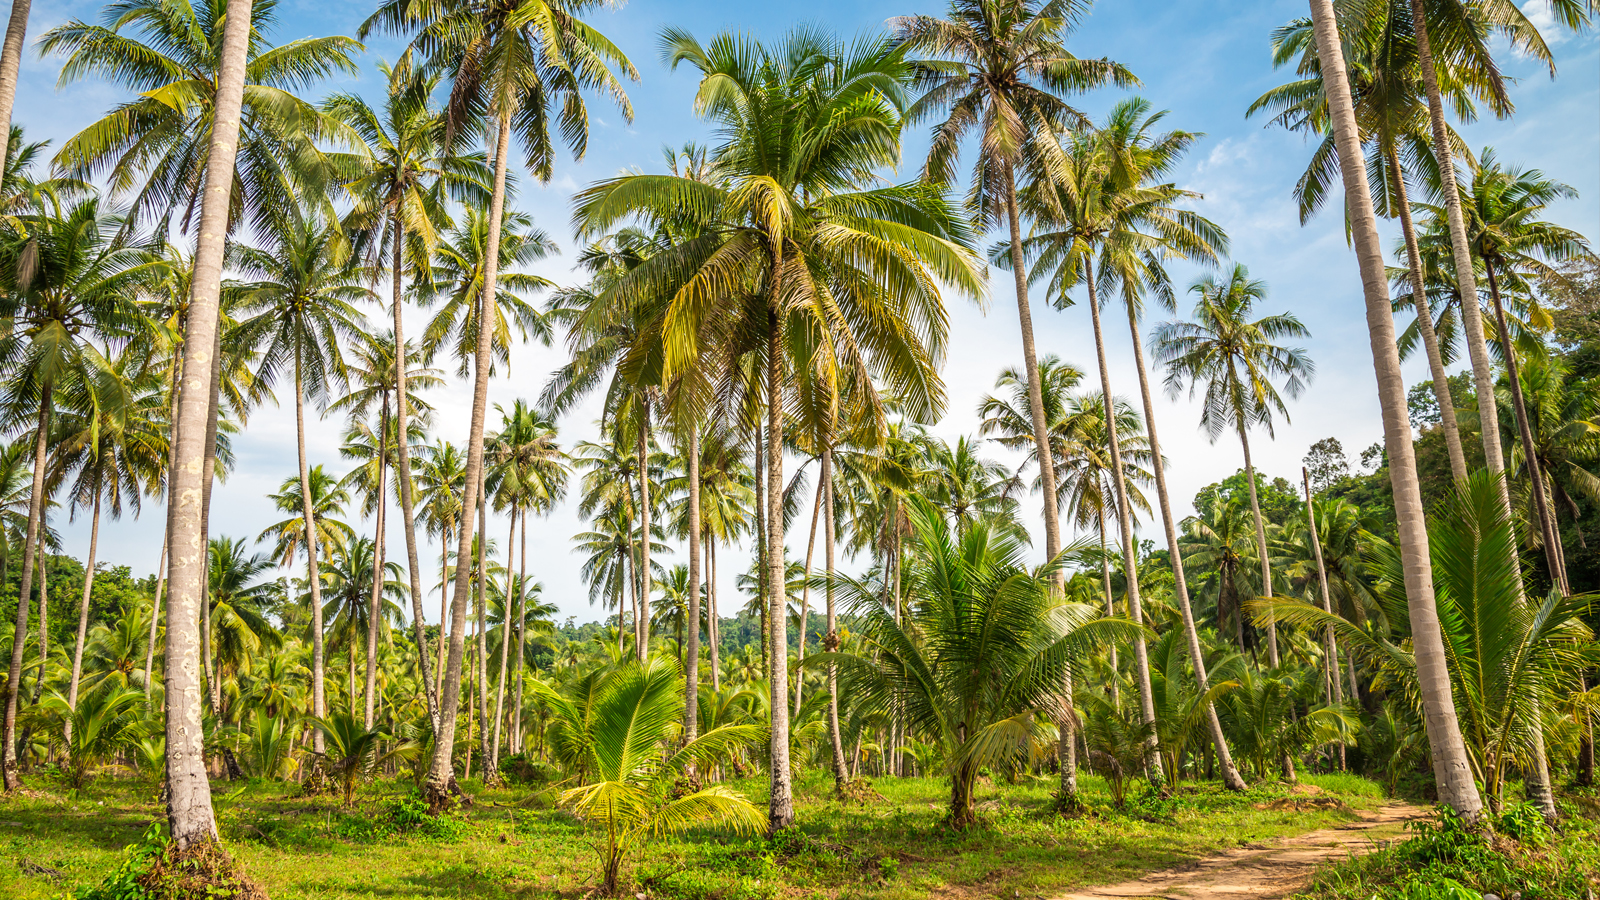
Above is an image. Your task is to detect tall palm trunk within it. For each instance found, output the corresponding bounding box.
[437,526,448,699]
[161,0,249,846]
[1126,304,1246,790]
[0,0,32,182]
[67,486,104,744]
[1084,267,1161,783]
[795,473,823,717]
[1407,0,1506,487]
[822,445,846,789]
[474,478,496,784]
[426,112,508,805]
[145,541,166,698]
[753,428,767,669]
[708,535,720,691]
[635,403,652,661]
[147,350,184,703]
[1308,0,1483,819]
[364,397,388,729]
[491,505,513,767]
[684,427,702,743]
[1098,517,1118,709]
[765,284,794,832]
[390,217,439,730]
[1233,411,1280,668]
[295,345,327,754]
[1002,164,1077,798]
[201,325,223,718]
[1388,144,1466,480]
[3,386,52,791]
[1301,470,1346,772]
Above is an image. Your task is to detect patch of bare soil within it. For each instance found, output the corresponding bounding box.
[1053,802,1428,900]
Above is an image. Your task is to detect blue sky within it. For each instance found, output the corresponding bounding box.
[15,0,1600,625]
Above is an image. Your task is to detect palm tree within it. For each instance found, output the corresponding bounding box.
[49,347,167,739]
[206,536,282,721]
[234,211,370,747]
[0,0,33,187]
[320,537,404,717]
[42,0,359,235]
[574,27,982,830]
[326,57,486,731]
[894,1,1135,635]
[415,438,466,691]
[1453,149,1595,594]
[362,0,636,807]
[829,497,1132,825]
[0,195,156,791]
[1154,265,1312,670]
[421,209,554,376]
[537,659,763,894]
[1301,0,1483,818]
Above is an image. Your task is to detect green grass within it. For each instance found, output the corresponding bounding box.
[2,767,1392,899]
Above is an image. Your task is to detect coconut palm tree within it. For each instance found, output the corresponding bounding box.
[42,0,360,235]
[326,57,487,731]
[205,536,282,722]
[1154,265,1312,670]
[361,0,636,806]
[894,1,1135,635]
[0,195,156,791]
[233,212,371,746]
[1301,0,1482,818]
[574,28,982,828]
[48,346,167,739]
[321,537,405,718]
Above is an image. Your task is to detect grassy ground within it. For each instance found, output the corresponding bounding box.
[1293,789,1600,900]
[3,767,1390,899]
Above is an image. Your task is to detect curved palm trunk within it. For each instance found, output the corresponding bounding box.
[708,535,720,691]
[794,472,823,717]
[146,353,184,703]
[1098,517,1119,709]
[1308,0,1483,820]
[685,427,702,743]
[491,506,513,766]
[1002,164,1077,799]
[437,527,449,700]
[426,112,508,805]
[766,287,794,832]
[66,488,103,744]
[1126,304,1247,790]
[1388,144,1466,481]
[1233,416,1280,669]
[636,405,652,661]
[162,0,249,843]
[822,446,846,789]
[1407,0,1506,488]
[1301,471,1346,772]
[295,348,328,754]
[474,478,496,784]
[391,216,439,731]
[201,327,223,719]
[1085,269,1162,784]
[3,387,52,791]
[363,398,388,729]
[0,0,32,183]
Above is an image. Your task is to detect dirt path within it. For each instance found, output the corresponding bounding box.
[1054,802,1428,900]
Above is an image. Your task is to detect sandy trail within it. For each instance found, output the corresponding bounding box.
[1053,802,1427,900]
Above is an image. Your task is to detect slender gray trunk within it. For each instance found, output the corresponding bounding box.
[364,397,388,729]
[823,446,846,789]
[3,388,52,791]
[491,504,513,767]
[1236,417,1280,668]
[685,427,701,742]
[708,535,720,691]
[0,0,33,184]
[795,470,822,717]
[1302,469,1346,772]
[145,541,166,698]
[765,292,794,832]
[67,489,103,744]
[475,476,495,784]
[1099,517,1118,709]
[512,507,527,753]
[636,404,652,661]
[295,348,327,754]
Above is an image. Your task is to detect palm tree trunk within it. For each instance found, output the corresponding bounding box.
[491,505,513,768]
[1308,0,1483,820]
[67,488,103,745]
[753,427,767,671]
[1085,267,1163,785]
[3,386,52,791]
[1099,517,1119,709]
[1235,420,1280,668]
[0,0,32,183]
[1388,143,1467,481]
[295,348,328,755]
[364,399,388,729]
[685,427,702,743]
[1301,470,1346,772]
[1483,261,1561,822]
[474,471,496,785]
[437,527,448,701]
[145,541,166,698]
[161,0,248,843]
[427,110,508,806]
[512,507,527,754]
[390,220,439,731]
[1126,303,1246,790]
[1408,0,1507,494]
[822,446,846,790]
[32,542,47,705]
[708,535,720,691]
[199,564,212,717]
[636,404,652,662]
[794,472,823,718]
[765,289,794,832]
[201,325,223,718]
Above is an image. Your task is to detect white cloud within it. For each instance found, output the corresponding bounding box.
[1521,0,1570,46]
